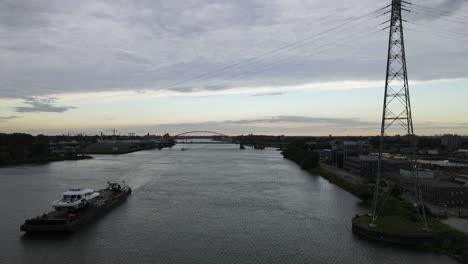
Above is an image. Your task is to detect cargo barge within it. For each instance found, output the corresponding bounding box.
[20,181,131,233]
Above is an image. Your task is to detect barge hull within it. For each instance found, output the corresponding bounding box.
[20,188,130,233]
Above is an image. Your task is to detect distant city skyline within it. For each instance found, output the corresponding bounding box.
[1,0,467,136]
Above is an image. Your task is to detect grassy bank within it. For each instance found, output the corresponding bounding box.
[425,219,468,262]
[310,166,373,202]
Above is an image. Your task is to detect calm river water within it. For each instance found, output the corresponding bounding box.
[0,143,457,264]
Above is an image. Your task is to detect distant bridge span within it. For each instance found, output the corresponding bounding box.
[173,131,230,138]
[171,131,289,148]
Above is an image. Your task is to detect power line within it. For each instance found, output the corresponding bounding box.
[241,29,384,80]
[226,27,384,83]
[182,11,389,87]
[406,21,468,39]
[191,23,385,89]
[409,2,468,20]
[189,27,385,91]
[289,3,390,35]
[161,4,392,91]
[291,6,365,34]
[408,8,468,25]
[161,1,468,95]
[406,27,468,44]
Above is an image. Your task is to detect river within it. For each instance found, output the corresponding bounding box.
[0,143,457,264]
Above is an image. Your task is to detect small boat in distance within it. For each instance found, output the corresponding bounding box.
[20,181,131,234]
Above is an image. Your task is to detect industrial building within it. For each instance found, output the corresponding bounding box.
[343,155,411,180]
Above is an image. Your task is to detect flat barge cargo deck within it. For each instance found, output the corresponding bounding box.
[20,182,131,233]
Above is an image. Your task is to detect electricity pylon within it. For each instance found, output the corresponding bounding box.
[371,0,428,228]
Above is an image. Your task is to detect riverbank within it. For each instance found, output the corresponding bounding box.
[85,141,174,154]
[0,154,93,167]
[310,164,373,203]
[86,147,152,154]
[282,150,468,263]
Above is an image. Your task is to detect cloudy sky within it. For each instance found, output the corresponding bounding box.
[0,0,467,136]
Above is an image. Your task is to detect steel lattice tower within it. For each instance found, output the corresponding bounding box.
[371,0,427,227]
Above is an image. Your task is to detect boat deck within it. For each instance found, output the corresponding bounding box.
[21,187,131,233]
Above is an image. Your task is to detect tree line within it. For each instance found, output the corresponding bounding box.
[0,133,50,164]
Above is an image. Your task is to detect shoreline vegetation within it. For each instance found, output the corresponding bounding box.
[0,133,94,167]
[0,132,176,167]
[281,145,468,263]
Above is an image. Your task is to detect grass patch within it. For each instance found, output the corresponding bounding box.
[425,219,468,262]
[370,196,468,262]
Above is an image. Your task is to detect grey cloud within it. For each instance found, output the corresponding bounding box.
[168,87,194,93]
[223,116,376,127]
[127,1,280,37]
[204,85,230,91]
[0,1,52,29]
[0,115,22,121]
[1,42,56,54]
[432,0,465,16]
[252,92,283,97]
[167,85,231,93]
[127,116,376,132]
[415,122,468,130]
[0,0,467,99]
[137,116,376,130]
[408,0,465,22]
[0,1,78,33]
[114,50,154,66]
[14,97,76,113]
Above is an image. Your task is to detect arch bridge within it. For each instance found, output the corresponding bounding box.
[171,131,288,148]
[172,131,233,144]
[173,131,230,138]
